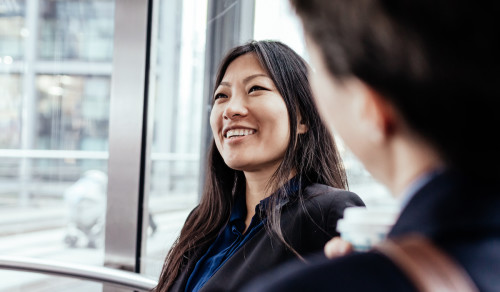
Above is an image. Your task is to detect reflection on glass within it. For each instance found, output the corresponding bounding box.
[144,0,208,279]
[35,75,110,152]
[0,1,25,60]
[0,1,114,291]
[38,0,114,61]
[0,75,22,149]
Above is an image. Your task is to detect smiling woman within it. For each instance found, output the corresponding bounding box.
[153,40,365,292]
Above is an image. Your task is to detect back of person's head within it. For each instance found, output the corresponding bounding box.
[291,0,500,180]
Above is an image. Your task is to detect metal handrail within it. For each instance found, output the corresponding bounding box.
[0,256,158,291]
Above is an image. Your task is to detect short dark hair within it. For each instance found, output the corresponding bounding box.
[291,0,500,179]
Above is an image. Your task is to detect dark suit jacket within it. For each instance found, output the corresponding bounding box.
[242,169,500,291]
[169,183,365,292]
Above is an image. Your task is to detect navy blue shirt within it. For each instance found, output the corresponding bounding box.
[184,178,301,292]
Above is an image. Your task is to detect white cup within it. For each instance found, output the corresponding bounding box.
[337,205,400,251]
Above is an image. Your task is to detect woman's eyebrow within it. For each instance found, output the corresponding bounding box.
[219,73,269,88]
[243,73,268,84]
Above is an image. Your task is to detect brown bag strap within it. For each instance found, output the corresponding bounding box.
[374,234,479,292]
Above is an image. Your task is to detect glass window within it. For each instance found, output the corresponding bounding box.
[0,75,22,149]
[38,0,114,61]
[0,1,25,60]
[35,75,110,152]
[254,0,306,55]
[142,0,208,279]
[0,2,114,290]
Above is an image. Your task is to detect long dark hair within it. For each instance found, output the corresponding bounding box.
[154,40,348,291]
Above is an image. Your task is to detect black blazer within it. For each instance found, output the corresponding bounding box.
[243,169,500,291]
[169,183,365,292]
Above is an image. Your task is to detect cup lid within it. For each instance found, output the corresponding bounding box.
[342,206,400,224]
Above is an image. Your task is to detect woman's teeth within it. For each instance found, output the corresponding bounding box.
[226,129,255,138]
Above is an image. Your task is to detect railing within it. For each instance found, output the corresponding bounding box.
[0,256,158,291]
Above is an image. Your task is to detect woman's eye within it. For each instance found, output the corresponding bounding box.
[249,86,266,93]
[214,93,227,100]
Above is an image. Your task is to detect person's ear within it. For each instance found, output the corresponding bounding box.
[359,84,396,143]
[297,111,309,134]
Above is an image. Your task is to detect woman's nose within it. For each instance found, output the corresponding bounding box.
[223,96,248,120]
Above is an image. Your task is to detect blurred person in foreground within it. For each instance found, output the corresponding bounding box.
[242,0,500,291]
[153,40,364,292]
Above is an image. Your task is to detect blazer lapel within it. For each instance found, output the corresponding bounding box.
[169,243,212,292]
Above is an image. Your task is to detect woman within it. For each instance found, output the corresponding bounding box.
[154,40,364,292]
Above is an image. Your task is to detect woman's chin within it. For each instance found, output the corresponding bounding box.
[223,158,256,172]
[225,162,247,171]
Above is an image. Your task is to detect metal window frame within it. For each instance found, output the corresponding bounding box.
[104,0,153,274]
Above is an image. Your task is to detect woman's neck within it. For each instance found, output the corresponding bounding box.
[242,167,296,232]
[243,171,273,227]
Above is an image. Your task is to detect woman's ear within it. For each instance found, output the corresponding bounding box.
[297,112,309,134]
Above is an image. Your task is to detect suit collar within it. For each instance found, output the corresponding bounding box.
[389,169,500,239]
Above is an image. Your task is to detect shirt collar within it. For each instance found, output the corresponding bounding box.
[399,167,445,209]
[230,191,247,223]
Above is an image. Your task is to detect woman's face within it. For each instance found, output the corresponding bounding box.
[210,53,291,174]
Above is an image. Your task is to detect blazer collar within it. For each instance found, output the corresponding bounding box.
[389,169,500,238]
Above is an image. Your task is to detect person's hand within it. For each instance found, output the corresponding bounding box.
[324,236,353,259]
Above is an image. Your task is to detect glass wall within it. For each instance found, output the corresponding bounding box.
[0,0,114,290]
[1,0,210,286]
[142,0,208,278]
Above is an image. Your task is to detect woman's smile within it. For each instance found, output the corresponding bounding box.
[225,128,256,139]
[224,128,257,145]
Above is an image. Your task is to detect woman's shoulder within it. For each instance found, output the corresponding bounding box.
[280,183,366,244]
[303,183,365,207]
